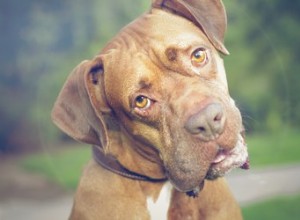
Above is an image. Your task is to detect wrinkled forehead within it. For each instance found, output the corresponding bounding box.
[145,9,212,49]
[101,9,226,100]
[102,9,213,57]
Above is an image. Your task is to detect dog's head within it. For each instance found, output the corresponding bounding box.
[52,0,249,193]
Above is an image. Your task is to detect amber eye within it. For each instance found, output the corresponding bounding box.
[191,48,207,66]
[135,95,151,109]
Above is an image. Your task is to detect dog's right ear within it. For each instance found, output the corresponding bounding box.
[51,58,110,148]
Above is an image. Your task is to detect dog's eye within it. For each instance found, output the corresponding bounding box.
[134,95,152,109]
[191,48,207,67]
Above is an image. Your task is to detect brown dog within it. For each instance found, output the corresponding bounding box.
[52,0,249,219]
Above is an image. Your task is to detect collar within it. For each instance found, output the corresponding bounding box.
[92,146,168,183]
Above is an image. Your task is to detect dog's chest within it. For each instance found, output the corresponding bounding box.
[146,182,173,220]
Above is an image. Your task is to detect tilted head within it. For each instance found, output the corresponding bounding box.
[52,0,249,194]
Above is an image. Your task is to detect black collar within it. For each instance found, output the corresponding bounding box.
[92,146,168,183]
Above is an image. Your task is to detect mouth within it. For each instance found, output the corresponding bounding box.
[185,133,249,197]
[206,133,249,180]
[163,125,250,197]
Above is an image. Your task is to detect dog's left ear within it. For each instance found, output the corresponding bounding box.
[152,0,229,55]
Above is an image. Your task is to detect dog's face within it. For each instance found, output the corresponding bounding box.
[52,0,249,193]
[101,10,248,192]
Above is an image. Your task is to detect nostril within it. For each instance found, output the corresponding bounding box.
[214,112,223,122]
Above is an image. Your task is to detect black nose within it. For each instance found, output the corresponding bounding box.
[185,103,225,141]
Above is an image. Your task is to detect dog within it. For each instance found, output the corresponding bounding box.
[52,0,249,219]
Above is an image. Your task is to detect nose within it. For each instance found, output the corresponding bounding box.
[185,103,225,141]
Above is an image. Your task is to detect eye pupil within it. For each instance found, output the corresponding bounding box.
[194,51,202,58]
[136,96,145,103]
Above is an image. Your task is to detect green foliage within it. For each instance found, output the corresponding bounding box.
[247,129,300,167]
[224,0,300,132]
[242,194,300,220]
[22,145,91,189]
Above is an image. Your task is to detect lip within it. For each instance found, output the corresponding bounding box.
[208,134,249,179]
[212,148,228,164]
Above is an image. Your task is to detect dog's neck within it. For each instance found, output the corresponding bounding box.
[102,124,167,179]
[92,145,167,182]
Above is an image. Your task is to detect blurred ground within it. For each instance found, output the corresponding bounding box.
[0,156,72,220]
[228,164,300,205]
[1,156,300,220]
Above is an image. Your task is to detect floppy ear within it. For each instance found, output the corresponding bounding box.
[51,57,110,148]
[152,0,229,55]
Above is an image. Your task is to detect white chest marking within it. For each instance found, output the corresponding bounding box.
[146,182,173,220]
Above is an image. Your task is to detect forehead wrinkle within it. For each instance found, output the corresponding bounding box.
[138,77,153,90]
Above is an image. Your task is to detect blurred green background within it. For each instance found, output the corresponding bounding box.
[1,0,300,219]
